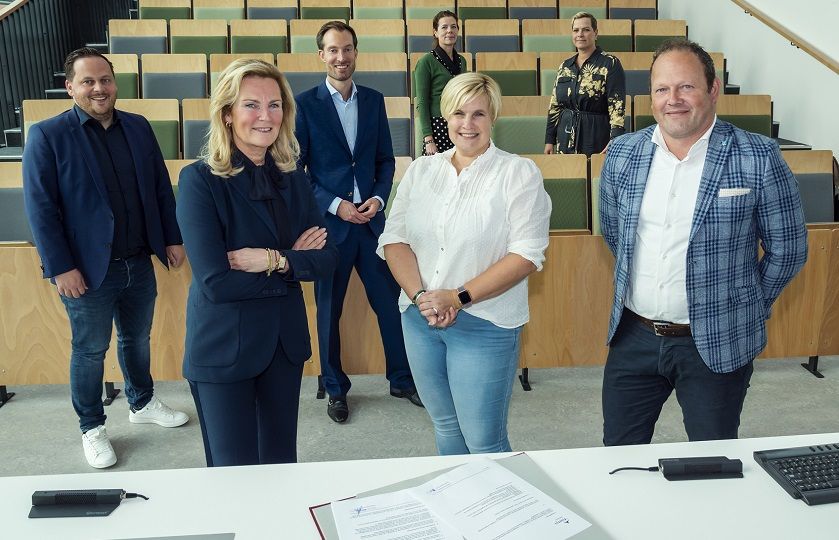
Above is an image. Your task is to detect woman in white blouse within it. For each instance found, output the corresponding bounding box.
[377,73,551,455]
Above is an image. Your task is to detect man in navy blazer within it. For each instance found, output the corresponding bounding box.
[599,40,807,446]
[23,48,189,469]
[295,21,419,423]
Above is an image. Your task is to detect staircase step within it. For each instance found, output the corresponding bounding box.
[724,83,740,95]
[4,128,22,148]
[129,7,139,19]
[53,71,66,87]
[772,121,780,139]
[45,88,70,100]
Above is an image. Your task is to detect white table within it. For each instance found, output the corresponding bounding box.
[2,433,837,539]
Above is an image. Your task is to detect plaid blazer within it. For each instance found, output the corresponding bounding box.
[600,120,808,373]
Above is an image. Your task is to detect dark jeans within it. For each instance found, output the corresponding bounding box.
[602,311,753,446]
[189,345,304,467]
[60,255,156,433]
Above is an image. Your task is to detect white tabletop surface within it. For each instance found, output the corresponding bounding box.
[2,432,838,539]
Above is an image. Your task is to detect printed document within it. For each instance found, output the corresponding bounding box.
[410,458,591,540]
[331,489,463,540]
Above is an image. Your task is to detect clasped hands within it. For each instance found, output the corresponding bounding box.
[227,226,327,273]
[337,198,380,224]
[417,289,461,328]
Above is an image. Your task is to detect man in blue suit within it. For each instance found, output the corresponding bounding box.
[295,21,419,423]
[23,48,189,468]
[599,39,807,445]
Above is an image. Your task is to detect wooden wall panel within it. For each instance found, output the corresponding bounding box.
[520,234,614,367]
[760,229,830,358]
[4,225,839,386]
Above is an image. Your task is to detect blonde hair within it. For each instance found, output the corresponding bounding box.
[440,72,502,122]
[203,58,300,177]
[571,11,598,31]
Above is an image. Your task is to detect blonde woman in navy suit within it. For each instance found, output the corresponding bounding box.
[177,59,338,467]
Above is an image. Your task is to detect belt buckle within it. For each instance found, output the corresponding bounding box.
[652,321,670,337]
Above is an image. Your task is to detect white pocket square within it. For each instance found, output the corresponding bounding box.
[718,188,751,197]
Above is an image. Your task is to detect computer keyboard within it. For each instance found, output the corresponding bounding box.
[754,443,839,505]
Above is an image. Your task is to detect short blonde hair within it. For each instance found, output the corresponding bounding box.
[203,58,300,177]
[440,72,502,122]
[571,11,598,32]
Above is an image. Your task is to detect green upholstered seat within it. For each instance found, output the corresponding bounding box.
[597,35,633,53]
[384,181,400,218]
[354,7,403,19]
[231,36,287,54]
[635,35,681,53]
[170,36,227,55]
[300,7,350,19]
[405,6,448,19]
[523,36,575,54]
[559,6,607,20]
[544,178,589,230]
[492,117,546,155]
[115,73,139,99]
[149,121,180,160]
[139,7,190,21]
[457,7,506,20]
[357,35,405,53]
[193,7,244,20]
[484,70,538,96]
[290,37,319,53]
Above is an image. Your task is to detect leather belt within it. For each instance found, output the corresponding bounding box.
[627,310,691,337]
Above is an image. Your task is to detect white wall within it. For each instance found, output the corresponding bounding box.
[660,0,839,156]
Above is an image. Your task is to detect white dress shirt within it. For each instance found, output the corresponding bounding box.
[377,142,551,328]
[625,118,717,324]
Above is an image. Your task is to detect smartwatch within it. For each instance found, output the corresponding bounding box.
[456,286,472,309]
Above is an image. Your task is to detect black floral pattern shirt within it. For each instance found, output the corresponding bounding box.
[544,47,626,155]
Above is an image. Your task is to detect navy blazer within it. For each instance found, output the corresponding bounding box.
[600,121,807,373]
[22,108,181,290]
[295,82,395,244]
[177,159,338,383]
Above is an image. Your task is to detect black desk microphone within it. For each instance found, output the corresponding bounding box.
[29,489,149,518]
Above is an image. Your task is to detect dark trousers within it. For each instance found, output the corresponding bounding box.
[315,223,413,398]
[189,345,304,467]
[61,255,156,433]
[602,311,754,446]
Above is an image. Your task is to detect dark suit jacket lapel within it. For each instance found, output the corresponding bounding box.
[227,173,281,244]
[689,121,733,242]
[316,82,353,158]
[64,111,108,203]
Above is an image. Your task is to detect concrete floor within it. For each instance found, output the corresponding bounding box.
[1,357,837,477]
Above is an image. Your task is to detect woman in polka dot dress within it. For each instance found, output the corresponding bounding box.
[414,10,468,155]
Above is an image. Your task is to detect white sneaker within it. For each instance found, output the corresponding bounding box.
[128,396,189,428]
[82,425,117,469]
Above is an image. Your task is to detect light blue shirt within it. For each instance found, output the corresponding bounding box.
[324,78,384,215]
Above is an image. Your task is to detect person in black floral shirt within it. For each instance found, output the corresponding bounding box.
[544,12,626,156]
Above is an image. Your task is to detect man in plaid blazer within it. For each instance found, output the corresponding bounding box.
[599,39,807,446]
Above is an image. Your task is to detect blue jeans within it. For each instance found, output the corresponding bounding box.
[602,310,754,446]
[60,255,156,433]
[401,306,521,455]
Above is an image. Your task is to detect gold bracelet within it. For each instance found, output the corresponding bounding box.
[265,248,273,276]
[274,250,282,271]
